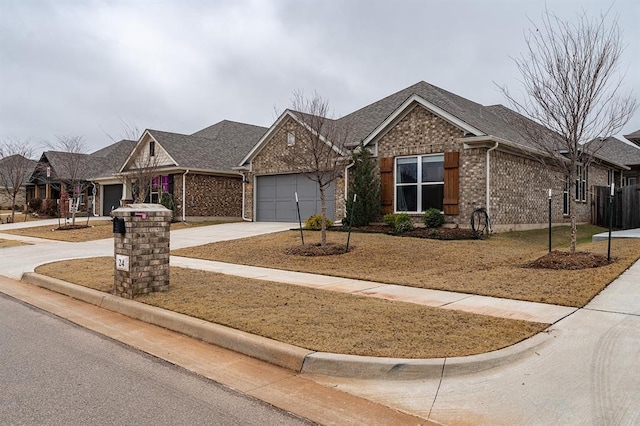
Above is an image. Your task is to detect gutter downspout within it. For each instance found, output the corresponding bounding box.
[486,141,499,232]
[182,169,189,222]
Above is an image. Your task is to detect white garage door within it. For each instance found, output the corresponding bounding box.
[256,174,335,222]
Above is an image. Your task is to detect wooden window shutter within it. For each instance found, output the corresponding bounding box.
[443,152,459,215]
[380,157,394,214]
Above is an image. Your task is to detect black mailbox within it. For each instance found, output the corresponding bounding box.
[112,217,126,234]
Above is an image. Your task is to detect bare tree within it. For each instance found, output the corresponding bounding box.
[499,7,637,253]
[43,135,92,226]
[280,91,349,246]
[105,120,163,205]
[124,146,163,204]
[0,139,35,222]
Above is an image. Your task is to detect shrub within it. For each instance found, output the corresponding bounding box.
[41,199,58,217]
[344,144,380,227]
[383,213,414,233]
[28,198,42,213]
[159,193,177,221]
[423,208,445,228]
[304,214,333,230]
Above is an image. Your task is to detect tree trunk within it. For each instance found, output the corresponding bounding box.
[10,193,16,223]
[569,197,577,254]
[319,185,327,246]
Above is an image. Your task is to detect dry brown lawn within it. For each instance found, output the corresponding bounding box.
[172,225,640,307]
[0,238,25,247]
[2,219,239,242]
[35,257,546,358]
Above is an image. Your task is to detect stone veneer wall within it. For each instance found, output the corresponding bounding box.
[113,205,171,299]
[173,173,243,218]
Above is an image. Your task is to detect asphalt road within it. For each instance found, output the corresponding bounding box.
[0,294,312,426]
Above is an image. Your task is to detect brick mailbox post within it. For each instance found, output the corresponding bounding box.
[112,204,171,298]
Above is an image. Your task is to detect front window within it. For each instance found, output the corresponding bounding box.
[575,164,588,202]
[563,178,570,216]
[150,175,171,203]
[395,154,444,212]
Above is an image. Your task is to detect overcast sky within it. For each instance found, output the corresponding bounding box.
[1,0,639,153]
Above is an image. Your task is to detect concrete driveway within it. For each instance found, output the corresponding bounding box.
[0,220,295,279]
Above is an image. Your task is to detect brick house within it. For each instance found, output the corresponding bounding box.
[26,141,136,217]
[0,154,36,211]
[119,120,266,221]
[238,81,626,230]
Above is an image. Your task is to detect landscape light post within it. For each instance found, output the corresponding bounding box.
[346,193,356,252]
[548,189,552,253]
[295,192,304,245]
[607,183,615,262]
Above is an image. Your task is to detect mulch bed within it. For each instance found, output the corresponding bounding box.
[331,224,480,240]
[56,225,91,231]
[285,242,351,256]
[527,250,612,270]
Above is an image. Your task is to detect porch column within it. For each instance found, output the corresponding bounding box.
[121,177,132,204]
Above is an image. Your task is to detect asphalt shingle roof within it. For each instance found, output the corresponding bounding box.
[585,137,640,167]
[88,139,137,179]
[624,130,640,146]
[291,81,563,152]
[147,120,267,172]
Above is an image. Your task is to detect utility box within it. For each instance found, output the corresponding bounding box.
[112,204,171,299]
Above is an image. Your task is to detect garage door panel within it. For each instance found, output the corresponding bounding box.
[102,184,123,216]
[256,174,335,222]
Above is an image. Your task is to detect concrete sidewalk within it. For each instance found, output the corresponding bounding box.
[592,227,640,241]
[170,256,575,324]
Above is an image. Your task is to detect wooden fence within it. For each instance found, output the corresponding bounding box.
[592,184,640,229]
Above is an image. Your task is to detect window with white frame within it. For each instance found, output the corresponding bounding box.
[575,164,587,202]
[563,178,570,216]
[607,169,614,185]
[395,154,444,212]
[287,132,295,146]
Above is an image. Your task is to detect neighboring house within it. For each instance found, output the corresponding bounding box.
[0,154,37,209]
[238,81,625,230]
[622,130,640,185]
[26,151,93,214]
[26,141,136,216]
[119,120,267,221]
[587,136,640,187]
[88,139,137,216]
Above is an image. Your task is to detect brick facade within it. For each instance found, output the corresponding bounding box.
[247,104,612,229]
[173,173,243,219]
[113,205,171,299]
[374,104,611,230]
[244,117,346,221]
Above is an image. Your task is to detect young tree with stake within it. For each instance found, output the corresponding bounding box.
[499,7,637,253]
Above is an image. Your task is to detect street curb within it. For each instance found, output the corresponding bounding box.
[21,272,556,380]
[301,331,555,379]
[21,273,313,372]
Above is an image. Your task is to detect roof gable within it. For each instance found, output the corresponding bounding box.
[238,110,344,167]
